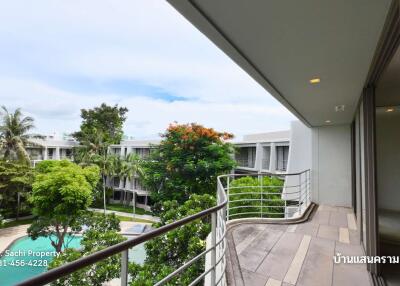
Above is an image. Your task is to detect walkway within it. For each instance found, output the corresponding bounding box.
[89,208,160,222]
[0,225,29,253]
[226,205,371,286]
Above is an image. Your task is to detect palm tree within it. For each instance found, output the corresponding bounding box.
[0,106,42,164]
[123,153,144,218]
[89,151,117,214]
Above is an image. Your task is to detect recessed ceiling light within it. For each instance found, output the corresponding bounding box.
[325,120,331,123]
[386,108,394,112]
[309,78,320,84]
[335,105,345,112]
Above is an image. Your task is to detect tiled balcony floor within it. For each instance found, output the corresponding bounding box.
[226,205,371,286]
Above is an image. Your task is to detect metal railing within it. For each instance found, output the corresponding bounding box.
[17,170,311,286]
[235,158,255,168]
[221,170,311,220]
[17,177,228,286]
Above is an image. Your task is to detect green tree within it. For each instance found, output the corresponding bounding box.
[118,153,144,218]
[0,106,43,164]
[142,123,236,213]
[0,160,34,219]
[229,176,285,219]
[89,153,118,214]
[72,103,128,150]
[49,212,126,286]
[129,194,215,285]
[28,160,100,253]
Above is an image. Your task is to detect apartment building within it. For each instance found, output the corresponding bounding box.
[233,130,290,174]
[26,134,78,166]
[107,140,159,211]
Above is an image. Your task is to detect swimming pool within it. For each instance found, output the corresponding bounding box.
[0,235,146,286]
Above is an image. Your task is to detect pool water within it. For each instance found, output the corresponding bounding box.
[0,235,146,286]
[0,235,82,286]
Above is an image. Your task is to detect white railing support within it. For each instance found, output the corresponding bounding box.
[121,249,129,286]
[210,212,217,285]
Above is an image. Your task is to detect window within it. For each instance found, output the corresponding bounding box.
[235,147,256,168]
[262,146,271,169]
[47,148,54,159]
[137,195,146,204]
[134,179,143,190]
[113,191,121,200]
[113,177,120,188]
[276,146,289,171]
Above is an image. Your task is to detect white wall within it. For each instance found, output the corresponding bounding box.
[287,121,312,173]
[376,111,400,211]
[312,125,352,207]
[282,121,312,201]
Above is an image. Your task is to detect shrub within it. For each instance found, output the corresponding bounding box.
[228,176,285,219]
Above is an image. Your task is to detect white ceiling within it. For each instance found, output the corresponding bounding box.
[168,0,392,126]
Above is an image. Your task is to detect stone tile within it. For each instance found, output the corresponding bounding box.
[318,225,339,241]
[295,222,319,236]
[238,227,284,272]
[336,207,353,214]
[256,232,303,281]
[335,242,367,271]
[349,230,360,245]
[236,226,267,254]
[329,211,348,228]
[339,227,350,244]
[286,225,297,233]
[265,278,282,286]
[241,268,269,286]
[347,213,357,230]
[283,235,312,285]
[248,227,284,253]
[239,246,269,272]
[332,265,371,286]
[319,205,337,212]
[311,210,330,225]
[233,224,265,246]
[296,237,335,286]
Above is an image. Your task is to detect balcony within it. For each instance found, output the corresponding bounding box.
[18,170,369,286]
[235,158,255,169]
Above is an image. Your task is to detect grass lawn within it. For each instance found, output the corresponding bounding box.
[116,215,155,224]
[0,218,34,229]
[106,203,153,216]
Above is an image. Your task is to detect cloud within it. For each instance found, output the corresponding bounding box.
[0,0,296,139]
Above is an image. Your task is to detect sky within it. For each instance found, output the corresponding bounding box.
[0,0,295,140]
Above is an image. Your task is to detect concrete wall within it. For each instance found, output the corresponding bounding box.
[376,110,400,211]
[287,121,312,173]
[311,125,352,207]
[282,121,312,201]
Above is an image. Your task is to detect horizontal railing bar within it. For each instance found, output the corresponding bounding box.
[229,199,285,203]
[17,196,227,286]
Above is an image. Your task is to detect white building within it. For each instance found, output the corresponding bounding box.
[107,140,160,211]
[26,134,78,166]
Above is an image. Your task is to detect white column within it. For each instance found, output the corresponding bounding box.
[43,147,48,160]
[55,147,60,160]
[269,143,277,173]
[254,143,263,171]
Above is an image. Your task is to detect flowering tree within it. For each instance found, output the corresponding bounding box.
[142,122,236,212]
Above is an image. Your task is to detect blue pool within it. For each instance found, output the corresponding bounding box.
[0,235,146,286]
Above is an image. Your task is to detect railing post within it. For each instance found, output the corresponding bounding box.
[298,173,301,215]
[260,174,263,218]
[121,249,129,286]
[210,212,217,286]
[226,176,230,221]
